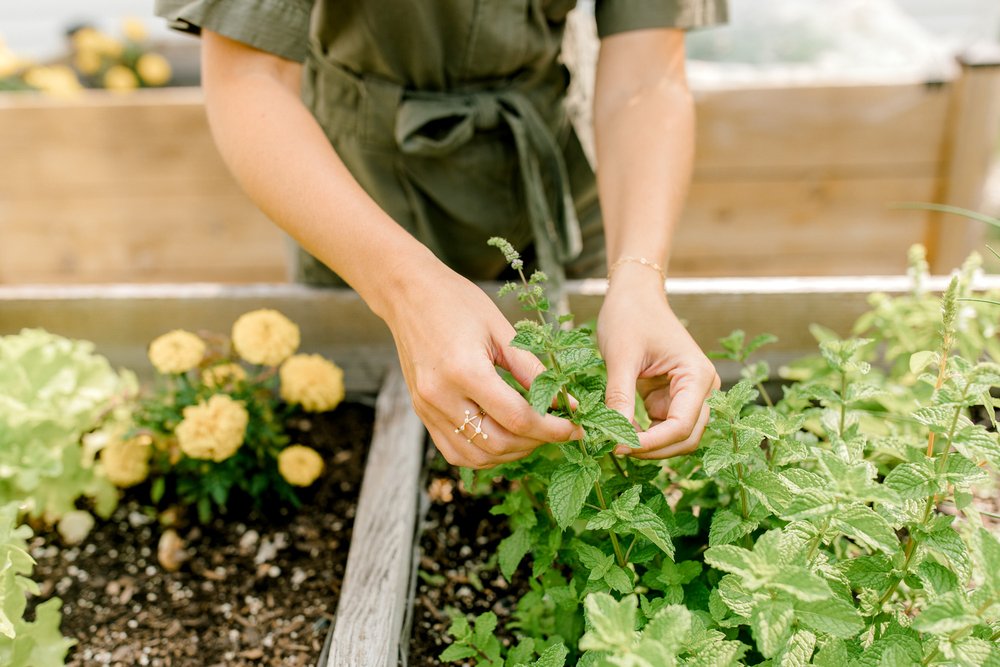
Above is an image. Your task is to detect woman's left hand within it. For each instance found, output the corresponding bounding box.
[596,263,720,459]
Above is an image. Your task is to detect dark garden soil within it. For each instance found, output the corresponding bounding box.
[26,402,374,667]
[407,464,528,667]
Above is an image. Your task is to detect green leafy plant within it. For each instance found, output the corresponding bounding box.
[438,241,1000,666]
[0,328,131,523]
[0,503,74,666]
[129,310,343,522]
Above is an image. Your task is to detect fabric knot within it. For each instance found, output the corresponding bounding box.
[469,94,500,130]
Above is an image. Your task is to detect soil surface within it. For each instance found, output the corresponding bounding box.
[407,464,527,667]
[27,402,374,667]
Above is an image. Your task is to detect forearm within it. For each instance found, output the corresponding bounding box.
[593,29,694,276]
[201,32,440,320]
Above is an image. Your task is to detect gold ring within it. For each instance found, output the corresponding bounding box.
[454,408,489,443]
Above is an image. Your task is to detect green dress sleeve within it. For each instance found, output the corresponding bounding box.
[595,0,728,38]
[154,0,313,63]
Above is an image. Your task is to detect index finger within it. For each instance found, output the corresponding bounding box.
[467,367,583,445]
[629,371,715,452]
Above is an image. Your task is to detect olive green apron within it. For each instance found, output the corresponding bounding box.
[156,0,727,289]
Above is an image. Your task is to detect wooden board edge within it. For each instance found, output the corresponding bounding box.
[326,363,426,667]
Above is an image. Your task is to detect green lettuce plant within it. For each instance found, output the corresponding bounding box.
[0,329,131,523]
[438,242,1000,666]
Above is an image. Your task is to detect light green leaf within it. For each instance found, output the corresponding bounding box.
[704,545,754,577]
[774,629,816,667]
[528,370,566,415]
[794,598,864,638]
[548,460,600,530]
[473,611,498,647]
[920,527,972,583]
[708,509,758,547]
[580,404,640,449]
[912,592,978,634]
[883,460,941,499]
[770,569,834,602]
[751,599,795,658]
[909,351,938,374]
[742,469,792,514]
[439,643,478,662]
[519,643,569,667]
[605,565,633,595]
[628,503,675,559]
[832,504,899,553]
[579,593,638,652]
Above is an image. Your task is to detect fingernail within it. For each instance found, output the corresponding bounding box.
[614,445,630,456]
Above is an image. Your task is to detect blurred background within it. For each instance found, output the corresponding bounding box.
[1,0,999,284]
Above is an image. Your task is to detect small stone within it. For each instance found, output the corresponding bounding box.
[128,511,153,528]
[57,510,94,545]
[239,530,259,552]
[157,529,188,572]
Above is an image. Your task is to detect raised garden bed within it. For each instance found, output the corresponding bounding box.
[4,276,1000,665]
[26,404,374,667]
[2,49,998,285]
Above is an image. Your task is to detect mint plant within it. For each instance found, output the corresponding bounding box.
[437,241,1000,666]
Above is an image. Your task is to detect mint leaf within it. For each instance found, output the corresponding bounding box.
[498,527,532,580]
[547,460,599,530]
[579,593,638,652]
[709,509,758,547]
[883,460,941,499]
[832,504,898,553]
[912,592,978,634]
[751,599,795,658]
[528,370,566,415]
[774,629,816,667]
[580,404,639,449]
[794,598,864,638]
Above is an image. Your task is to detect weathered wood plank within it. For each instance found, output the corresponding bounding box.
[3,278,999,391]
[327,363,425,667]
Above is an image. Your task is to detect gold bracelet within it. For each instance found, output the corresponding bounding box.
[607,256,666,284]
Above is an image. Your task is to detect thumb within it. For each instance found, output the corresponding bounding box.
[604,353,639,425]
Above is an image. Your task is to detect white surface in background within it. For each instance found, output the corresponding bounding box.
[0,0,187,61]
[685,0,960,88]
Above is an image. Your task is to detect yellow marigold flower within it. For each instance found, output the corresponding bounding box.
[22,65,82,97]
[176,394,248,462]
[136,53,171,86]
[103,64,138,92]
[201,362,247,389]
[74,49,102,75]
[122,17,149,43]
[101,434,153,488]
[148,329,205,374]
[277,445,325,487]
[232,309,300,366]
[280,354,345,412]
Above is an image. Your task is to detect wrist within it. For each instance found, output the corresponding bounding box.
[357,243,452,323]
[605,259,667,300]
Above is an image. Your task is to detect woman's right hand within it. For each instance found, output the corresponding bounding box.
[383,264,582,469]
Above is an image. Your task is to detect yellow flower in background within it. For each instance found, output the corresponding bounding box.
[0,39,28,78]
[74,49,102,75]
[148,329,205,374]
[72,27,122,57]
[201,362,247,389]
[136,53,171,86]
[277,445,325,487]
[122,17,149,43]
[22,65,82,97]
[231,309,300,366]
[101,433,153,488]
[103,64,138,92]
[176,394,248,462]
[280,354,345,413]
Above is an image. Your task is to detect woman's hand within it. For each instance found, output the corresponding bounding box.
[384,263,583,469]
[597,264,720,459]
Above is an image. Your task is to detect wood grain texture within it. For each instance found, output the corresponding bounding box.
[327,363,425,667]
[4,278,1000,390]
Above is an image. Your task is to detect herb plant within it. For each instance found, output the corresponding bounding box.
[438,241,1000,666]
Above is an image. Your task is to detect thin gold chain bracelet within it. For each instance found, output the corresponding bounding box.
[607,256,666,285]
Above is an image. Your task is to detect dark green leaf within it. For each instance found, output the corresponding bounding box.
[547,459,599,530]
[528,370,566,415]
[579,404,640,448]
[708,509,758,547]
